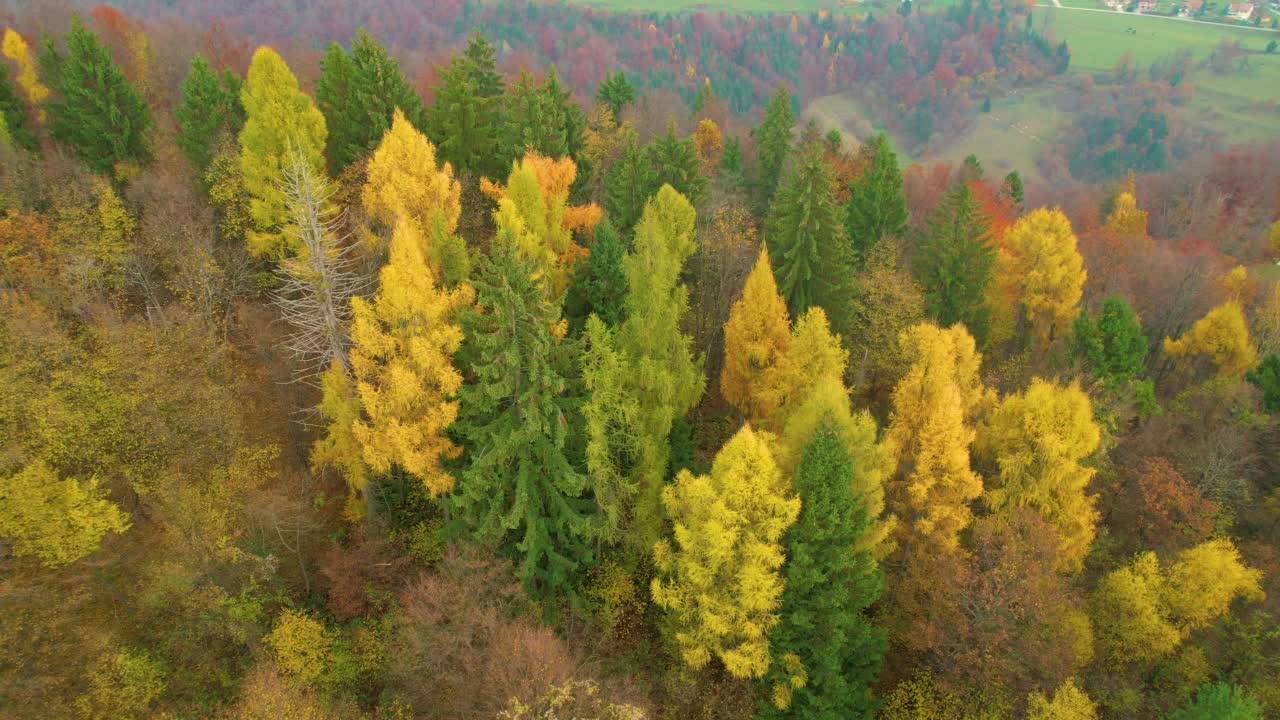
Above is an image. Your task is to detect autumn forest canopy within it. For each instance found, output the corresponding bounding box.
[1,1,1279,719]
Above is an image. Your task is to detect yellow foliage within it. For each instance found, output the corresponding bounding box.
[1104,191,1148,240]
[310,360,368,516]
[76,649,166,720]
[227,663,339,720]
[0,458,130,568]
[1219,265,1256,306]
[239,46,328,258]
[720,247,792,424]
[349,219,472,496]
[265,609,332,686]
[651,424,800,679]
[1027,678,1097,720]
[92,177,136,268]
[977,379,1101,571]
[2,28,48,121]
[1163,301,1257,378]
[694,117,723,171]
[886,322,991,554]
[362,109,461,240]
[997,208,1087,343]
[486,152,601,296]
[1268,220,1280,259]
[1091,539,1262,665]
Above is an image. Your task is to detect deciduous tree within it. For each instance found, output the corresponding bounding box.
[0,459,130,568]
[720,247,792,424]
[1163,301,1258,378]
[996,208,1087,344]
[652,424,800,678]
[3,28,48,120]
[0,59,37,152]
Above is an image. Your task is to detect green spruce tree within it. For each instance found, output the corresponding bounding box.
[317,30,427,174]
[846,132,906,267]
[1068,296,1148,388]
[565,217,629,332]
[753,84,795,208]
[176,54,244,176]
[451,238,594,603]
[595,71,635,120]
[766,142,851,326]
[0,62,37,152]
[913,180,995,344]
[604,132,658,235]
[649,121,706,207]
[428,51,502,178]
[760,418,886,720]
[40,15,152,173]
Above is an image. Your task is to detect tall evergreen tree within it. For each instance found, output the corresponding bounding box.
[1069,295,1148,387]
[505,67,584,164]
[604,133,657,234]
[451,238,594,603]
[462,32,504,100]
[176,54,244,176]
[913,181,995,344]
[1001,169,1024,207]
[752,84,795,207]
[595,71,635,119]
[760,418,886,720]
[428,51,502,179]
[317,30,427,174]
[722,135,743,174]
[649,122,706,207]
[765,143,851,326]
[39,15,151,173]
[846,132,906,267]
[565,217,629,332]
[0,61,37,152]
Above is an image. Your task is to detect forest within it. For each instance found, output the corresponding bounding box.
[0,1,1279,719]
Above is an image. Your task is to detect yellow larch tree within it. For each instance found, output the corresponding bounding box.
[720,246,792,424]
[481,151,602,296]
[1219,265,1256,306]
[996,208,1087,344]
[1163,301,1258,378]
[885,322,991,554]
[0,459,130,568]
[239,46,328,258]
[2,28,48,120]
[976,378,1102,571]
[1027,678,1097,720]
[757,306,850,433]
[362,108,461,234]
[1104,191,1149,240]
[693,117,723,172]
[348,218,473,496]
[651,424,800,679]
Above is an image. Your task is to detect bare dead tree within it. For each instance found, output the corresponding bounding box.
[271,148,367,386]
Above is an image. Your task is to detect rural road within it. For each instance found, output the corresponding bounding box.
[1035,3,1280,31]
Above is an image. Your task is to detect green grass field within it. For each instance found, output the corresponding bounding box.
[572,0,846,11]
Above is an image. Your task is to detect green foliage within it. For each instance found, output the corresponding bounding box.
[505,67,585,164]
[0,458,130,568]
[451,239,595,603]
[722,135,743,174]
[752,84,795,207]
[759,419,886,719]
[1069,296,1148,387]
[427,36,506,179]
[1002,170,1025,206]
[0,60,37,152]
[40,15,152,174]
[913,181,996,344]
[1246,353,1280,412]
[565,217,629,332]
[75,649,166,720]
[1169,682,1263,720]
[604,133,657,234]
[766,142,851,326]
[846,132,907,266]
[176,55,244,176]
[648,122,706,207]
[317,30,427,174]
[595,71,635,119]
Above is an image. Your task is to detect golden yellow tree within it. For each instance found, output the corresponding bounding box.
[1104,191,1148,240]
[349,219,473,496]
[720,246,792,424]
[1163,301,1258,378]
[694,117,723,172]
[885,322,991,553]
[2,28,48,121]
[977,378,1101,571]
[362,108,461,235]
[0,459,130,568]
[1027,678,1097,720]
[651,424,800,678]
[481,152,602,296]
[997,208,1087,343]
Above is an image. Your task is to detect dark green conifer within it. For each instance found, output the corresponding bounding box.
[752,84,795,207]
[0,63,38,152]
[176,55,243,175]
[604,133,658,235]
[912,181,995,344]
[649,122,706,207]
[846,132,906,267]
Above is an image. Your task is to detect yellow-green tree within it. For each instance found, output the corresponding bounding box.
[1027,678,1097,720]
[720,246,792,424]
[310,360,368,520]
[976,379,1101,571]
[1104,191,1148,240]
[1163,301,1258,378]
[239,46,327,258]
[264,609,333,686]
[996,208,1087,343]
[651,424,800,678]
[0,458,130,568]
[885,322,991,554]
[349,219,473,496]
[481,151,602,297]
[1091,538,1263,665]
[2,28,48,121]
